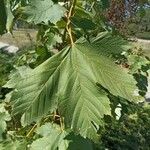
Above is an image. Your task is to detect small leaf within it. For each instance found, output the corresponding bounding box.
[31,123,93,150]
[6,0,14,33]
[31,123,68,150]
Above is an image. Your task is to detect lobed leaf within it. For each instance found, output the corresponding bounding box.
[31,123,93,150]
[23,0,66,24]
[4,41,141,140]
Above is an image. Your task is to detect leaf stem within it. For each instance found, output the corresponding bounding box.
[26,124,37,138]
[66,0,76,46]
[60,117,64,131]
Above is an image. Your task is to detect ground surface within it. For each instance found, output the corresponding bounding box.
[0,29,36,50]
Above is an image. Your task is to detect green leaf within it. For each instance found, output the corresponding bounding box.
[0,104,11,141]
[23,0,66,24]
[6,0,14,33]
[0,0,14,34]
[30,123,93,150]
[74,6,92,19]
[5,42,141,140]
[31,123,68,150]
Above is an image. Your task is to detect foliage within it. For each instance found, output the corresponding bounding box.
[0,103,11,141]
[0,0,7,35]
[0,52,14,87]
[0,0,150,149]
[4,41,140,140]
[123,47,150,96]
[100,104,150,150]
[30,123,94,150]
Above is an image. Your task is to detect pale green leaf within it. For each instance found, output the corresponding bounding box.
[0,104,11,141]
[31,123,68,150]
[31,123,93,150]
[24,0,66,24]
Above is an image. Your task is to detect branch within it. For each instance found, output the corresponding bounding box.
[66,0,76,46]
